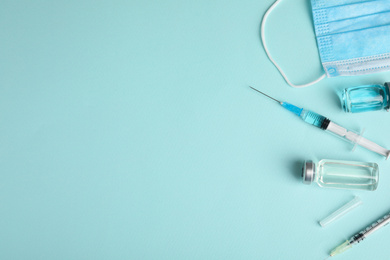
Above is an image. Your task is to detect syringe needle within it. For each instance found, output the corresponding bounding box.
[249,86,282,104]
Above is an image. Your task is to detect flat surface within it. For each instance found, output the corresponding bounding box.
[1,0,390,259]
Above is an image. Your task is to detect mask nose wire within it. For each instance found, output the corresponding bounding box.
[261,0,326,88]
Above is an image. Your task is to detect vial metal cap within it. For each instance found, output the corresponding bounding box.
[302,160,315,185]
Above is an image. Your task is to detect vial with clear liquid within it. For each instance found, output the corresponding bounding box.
[302,159,379,191]
[342,83,389,113]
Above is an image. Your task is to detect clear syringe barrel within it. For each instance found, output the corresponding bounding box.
[352,212,390,241]
[325,121,390,159]
[330,211,390,257]
[280,103,390,159]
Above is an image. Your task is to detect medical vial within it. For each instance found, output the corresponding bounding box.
[302,159,379,191]
[342,83,389,113]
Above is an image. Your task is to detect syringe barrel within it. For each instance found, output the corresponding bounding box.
[282,104,390,159]
[300,109,330,129]
[358,212,390,238]
[325,121,390,159]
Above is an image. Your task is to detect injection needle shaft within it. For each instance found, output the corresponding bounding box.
[249,86,282,104]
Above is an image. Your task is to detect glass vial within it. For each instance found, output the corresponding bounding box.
[302,159,379,191]
[342,83,389,113]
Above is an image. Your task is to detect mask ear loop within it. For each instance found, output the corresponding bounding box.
[261,0,326,88]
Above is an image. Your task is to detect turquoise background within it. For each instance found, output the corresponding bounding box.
[1,0,390,259]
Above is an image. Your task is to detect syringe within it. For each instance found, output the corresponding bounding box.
[249,86,390,159]
[327,211,390,257]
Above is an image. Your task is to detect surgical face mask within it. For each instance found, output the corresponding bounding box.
[261,0,390,88]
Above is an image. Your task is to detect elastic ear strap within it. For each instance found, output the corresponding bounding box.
[261,0,326,88]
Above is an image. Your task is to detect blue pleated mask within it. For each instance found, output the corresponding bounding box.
[312,0,390,78]
[261,0,390,88]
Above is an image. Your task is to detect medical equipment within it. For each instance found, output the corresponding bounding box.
[249,86,390,159]
[327,210,390,257]
[342,82,390,113]
[311,0,390,78]
[302,160,378,191]
[319,197,362,227]
[261,0,390,88]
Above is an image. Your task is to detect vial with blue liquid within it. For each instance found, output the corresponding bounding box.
[342,83,390,113]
